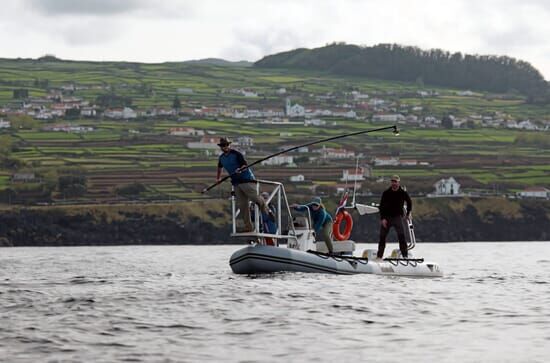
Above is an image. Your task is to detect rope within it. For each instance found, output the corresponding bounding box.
[307,250,369,265]
[383,257,424,267]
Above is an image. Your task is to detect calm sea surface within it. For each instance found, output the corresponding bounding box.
[1,242,549,362]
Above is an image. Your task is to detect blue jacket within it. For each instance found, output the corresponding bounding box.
[251,205,277,234]
[218,149,255,185]
[294,203,332,233]
[262,205,277,234]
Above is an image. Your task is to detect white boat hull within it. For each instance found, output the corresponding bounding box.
[229,245,443,277]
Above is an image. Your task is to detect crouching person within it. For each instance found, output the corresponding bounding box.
[291,197,334,254]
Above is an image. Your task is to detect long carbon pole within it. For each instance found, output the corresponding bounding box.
[201,124,398,193]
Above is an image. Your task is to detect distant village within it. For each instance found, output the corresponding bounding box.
[1,84,549,133]
[1,83,549,201]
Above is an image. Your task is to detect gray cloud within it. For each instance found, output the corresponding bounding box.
[26,0,149,16]
[25,0,195,20]
[1,0,548,78]
[61,21,122,46]
[482,26,541,52]
[223,26,327,62]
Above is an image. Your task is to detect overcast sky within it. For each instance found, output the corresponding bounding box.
[2,0,550,80]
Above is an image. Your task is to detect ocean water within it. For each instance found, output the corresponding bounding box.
[1,242,549,363]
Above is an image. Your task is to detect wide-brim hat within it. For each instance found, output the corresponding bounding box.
[217,137,232,147]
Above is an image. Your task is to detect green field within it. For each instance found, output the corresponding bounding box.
[0,58,549,203]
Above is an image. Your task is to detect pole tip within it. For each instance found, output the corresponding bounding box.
[393,126,400,136]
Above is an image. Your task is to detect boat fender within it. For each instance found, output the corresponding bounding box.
[333,210,353,241]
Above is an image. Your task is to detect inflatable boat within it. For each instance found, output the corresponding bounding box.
[227,179,443,278]
[230,245,442,276]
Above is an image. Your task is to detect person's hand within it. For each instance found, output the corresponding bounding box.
[381,219,388,228]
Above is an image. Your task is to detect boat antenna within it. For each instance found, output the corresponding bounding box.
[202,124,399,193]
[351,156,359,207]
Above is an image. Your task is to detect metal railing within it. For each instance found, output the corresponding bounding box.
[230,180,298,244]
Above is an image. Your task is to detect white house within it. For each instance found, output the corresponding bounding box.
[104,108,123,119]
[319,147,355,159]
[423,116,441,126]
[80,107,97,117]
[341,168,365,182]
[0,119,11,128]
[351,91,369,100]
[518,187,549,199]
[42,124,93,133]
[235,136,254,147]
[290,174,305,182]
[405,115,419,124]
[368,98,385,106]
[186,137,219,150]
[333,109,357,119]
[372,114,405,122]
[279,145,309,153]
[399,159,418,166]
[373,156,399,166]
[11,173,36,182]
[122,107,137,119]
[304,118,326,126]
[285,98,305,117]
[517,120,538,130]
[433,177,461,195]
[261,155,294,166]
[169,127,204,136]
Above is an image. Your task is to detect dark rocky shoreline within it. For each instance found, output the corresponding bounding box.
[0,197,548,246]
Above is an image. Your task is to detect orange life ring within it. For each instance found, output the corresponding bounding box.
[332,210,353,241]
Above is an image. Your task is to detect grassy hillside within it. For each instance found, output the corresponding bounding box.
[0,57,549,205]
[255,43,550,101]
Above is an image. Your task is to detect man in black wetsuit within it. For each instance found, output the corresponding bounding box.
[377,175,412,259]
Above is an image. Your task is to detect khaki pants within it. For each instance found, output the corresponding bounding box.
[321,220,334,253]
[235,182,268,231]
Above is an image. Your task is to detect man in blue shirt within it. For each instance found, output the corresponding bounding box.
[216,137,270,232]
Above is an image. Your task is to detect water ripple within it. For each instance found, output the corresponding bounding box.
[1,243,549,363]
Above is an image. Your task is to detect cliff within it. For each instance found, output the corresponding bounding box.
[0,197,548,246]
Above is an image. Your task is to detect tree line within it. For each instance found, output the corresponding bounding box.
[255,43,550,103]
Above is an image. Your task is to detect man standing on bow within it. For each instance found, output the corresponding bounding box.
[377,175,412,259]
[216,137,270,232]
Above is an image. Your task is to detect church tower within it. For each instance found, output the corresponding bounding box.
[285,98,291,116]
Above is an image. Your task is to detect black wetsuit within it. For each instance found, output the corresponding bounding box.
[377,186,412,258]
